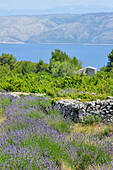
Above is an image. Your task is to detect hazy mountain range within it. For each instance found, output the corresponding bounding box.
[0,12,113,44]
[0,5,113,16]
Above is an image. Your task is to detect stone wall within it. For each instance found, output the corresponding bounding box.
[0,91,46,98]
[55,97,113,123]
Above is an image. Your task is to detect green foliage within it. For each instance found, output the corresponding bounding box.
[56,89,108,101]
[26,110,47,120]
[0,53,16,70]
[71,56,79,66]
[107,49,113,69]
[98,128,110,139]
[0,64,11,76]
[50,119,71,133]
[0,95,12,116]
[71,141,111,169]
[0,96,12,109]
[0,49,113,100]
[49,49,82,77]
[36,60,48,73]
[82,115,101,125]
[14,61,37,75]
[50,49,69,63]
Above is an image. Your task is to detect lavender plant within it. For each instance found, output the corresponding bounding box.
[0,95,113,169]
[0,94,14,117]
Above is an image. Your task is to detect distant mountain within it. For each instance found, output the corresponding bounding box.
[0,5,113,16]
[0,13,113,44]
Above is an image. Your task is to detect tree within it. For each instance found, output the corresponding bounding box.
[50,49,70,64]
[49,60,82,77]
[71,56,82,67]
[36,60,48,73]
[107,49,113,69]
[49,49,82,77]
[0,64,10,76]
[14,61,36,75]
[0,53,16,70]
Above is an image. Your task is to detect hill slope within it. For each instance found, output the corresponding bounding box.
[0,13,113,44]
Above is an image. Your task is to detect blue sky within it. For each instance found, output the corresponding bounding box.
[0,0,113,10]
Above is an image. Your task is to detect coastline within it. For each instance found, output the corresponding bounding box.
[0,42,113,45]
[0,42,25,44]
[83,43,113,46]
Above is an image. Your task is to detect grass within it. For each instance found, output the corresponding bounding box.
[65,122,113,169]
[0,115,6,125]
[70,122,113,136]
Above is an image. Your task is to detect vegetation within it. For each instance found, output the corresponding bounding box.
[0,95,113,169]
[107,49,113,70]
[0,49,113,101]
[0,49,113,169]
[81,115,101,125]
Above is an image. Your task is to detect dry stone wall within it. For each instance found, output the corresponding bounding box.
[55,97,113,123]
[0,91,46,98]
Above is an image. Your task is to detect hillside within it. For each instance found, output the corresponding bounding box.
[0,13,113,44]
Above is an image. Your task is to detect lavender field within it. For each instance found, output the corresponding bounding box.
[0,94,113,170]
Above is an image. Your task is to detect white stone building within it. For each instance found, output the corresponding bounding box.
[78,66,97,77]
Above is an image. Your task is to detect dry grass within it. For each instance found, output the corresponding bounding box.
[0,115,6,125]
[70,123,109,136]
[0,108,6,125]
[56,160,72,170]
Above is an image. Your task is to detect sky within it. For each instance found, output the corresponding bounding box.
[0,0,113,10]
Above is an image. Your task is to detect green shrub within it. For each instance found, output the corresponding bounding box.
[98,128,110,139]
[82,115,101,125]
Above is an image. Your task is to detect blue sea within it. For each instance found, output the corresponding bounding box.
[0,43,113,70]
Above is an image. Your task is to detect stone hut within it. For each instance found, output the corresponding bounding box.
[78,66,97,77]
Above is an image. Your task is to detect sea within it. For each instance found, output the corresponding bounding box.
[0,43,113,71]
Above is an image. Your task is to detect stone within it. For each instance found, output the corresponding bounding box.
[78,66,97,77]
[110,110,113,115]
[110,118,113,122]
[95,99,100,104]
[90,111,95,114]
[101,106,105,109]
[101,115,106,118]
[79,109,85,114]
[103,102,109,106]
[77,98,81,101]
[92,93,96,95]
[79,103,84,109]
[106,96,113,100]
[86,102,92,106]
[105,111,109,114]
[96,105,100,110]
[55,98,113,123]
[101,111,106,115]
[110,102,113,106]
[103,108,107,112]
[94,110,100,115]
[106,114,112,117]
[107,105,112,110]
[92,101,96,105]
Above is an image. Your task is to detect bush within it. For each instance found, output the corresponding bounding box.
[82,115,101,125]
